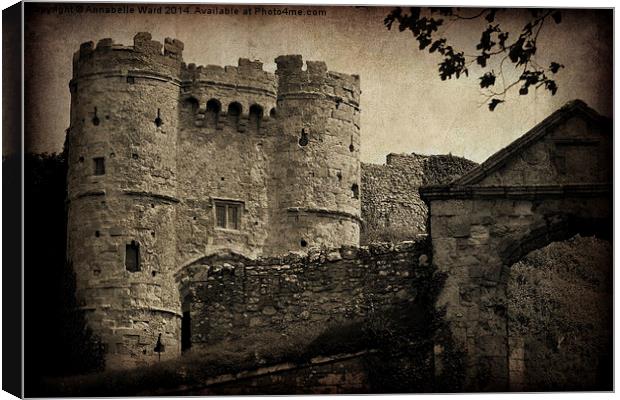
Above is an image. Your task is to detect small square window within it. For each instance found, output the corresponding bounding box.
[94,157,105,175]
[127,76,135,84]
[214,200,242,230]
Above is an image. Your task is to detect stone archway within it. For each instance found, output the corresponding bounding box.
[506,235,612,391]
[421,100,612,391]
[174,249,255,352]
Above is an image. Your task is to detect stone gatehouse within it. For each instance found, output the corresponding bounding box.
[65,32,612,391]
[66,32,364,368]
[421,100,612,391]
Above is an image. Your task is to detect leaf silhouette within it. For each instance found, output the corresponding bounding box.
[489,98,504,111]
[479,72,496,88]
[549,62,564,73]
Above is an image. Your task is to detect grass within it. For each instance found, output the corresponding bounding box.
[37,320,372,397]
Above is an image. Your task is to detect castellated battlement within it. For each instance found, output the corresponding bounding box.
[66,33,363,369]
[180,59,276,94]
[275,54,360,106]
[72,32,185,80]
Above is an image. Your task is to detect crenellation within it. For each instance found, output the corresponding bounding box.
[133,31,163,55]
[163,37,184,60]
[96,38,114,50]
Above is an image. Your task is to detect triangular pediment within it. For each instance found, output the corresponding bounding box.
[454,100,612,187]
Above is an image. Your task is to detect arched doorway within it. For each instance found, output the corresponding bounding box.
[507,234,612,391]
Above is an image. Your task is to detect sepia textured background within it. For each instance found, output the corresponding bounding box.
[21,4,612,164]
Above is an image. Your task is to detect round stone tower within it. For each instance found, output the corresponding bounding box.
[269,55,361,252]
[66,33,184,368]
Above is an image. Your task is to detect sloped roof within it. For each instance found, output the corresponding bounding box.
[453,99,611,186]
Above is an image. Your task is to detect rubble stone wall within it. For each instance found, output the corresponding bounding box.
[360,153,477,243]
[176,239,431,348]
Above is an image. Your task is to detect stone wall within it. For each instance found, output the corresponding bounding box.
[176,239,431,349]
[421,103,612,391]
[427,194,611,390]
[360,153,477,244]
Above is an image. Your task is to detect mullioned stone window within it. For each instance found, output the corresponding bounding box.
[214,200,243,230]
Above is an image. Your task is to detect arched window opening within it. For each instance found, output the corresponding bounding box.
[269,107,277,118]
[351,183,359,199]
[249,104,263,131]
[184,97,199,114]
[181,294,192,352]
[206,99,221,128]
[227,102,242,127]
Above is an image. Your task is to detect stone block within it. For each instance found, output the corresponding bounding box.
[451,220,471,238]
[432,200,471,216]
[477,335,506,357]
[468,225,490,244]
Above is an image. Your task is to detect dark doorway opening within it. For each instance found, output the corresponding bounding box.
[181,295,192,352]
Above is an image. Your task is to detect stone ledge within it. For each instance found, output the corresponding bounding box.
[123,190,180,203]
[75,190,106,199]
[420,183,612,201]
[80,305,182,317]
[287,207,362,223]
[70,70,181,86]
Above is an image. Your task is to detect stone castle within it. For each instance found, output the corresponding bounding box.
[67,32,364,368]
[65,33,612,391]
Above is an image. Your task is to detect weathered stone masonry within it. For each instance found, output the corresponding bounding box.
[175,240,431,350]
[361,153,477,243]
[65,32,372,369]
[65,31,611,391]
[421,100,612,391]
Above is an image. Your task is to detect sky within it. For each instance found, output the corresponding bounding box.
[22,3,612,164]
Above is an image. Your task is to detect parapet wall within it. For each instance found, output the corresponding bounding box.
[72,32,184,80]
[361,153,478,244]
[275,55,360,107]
[176,238,431,348]
[181,59,276,95]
